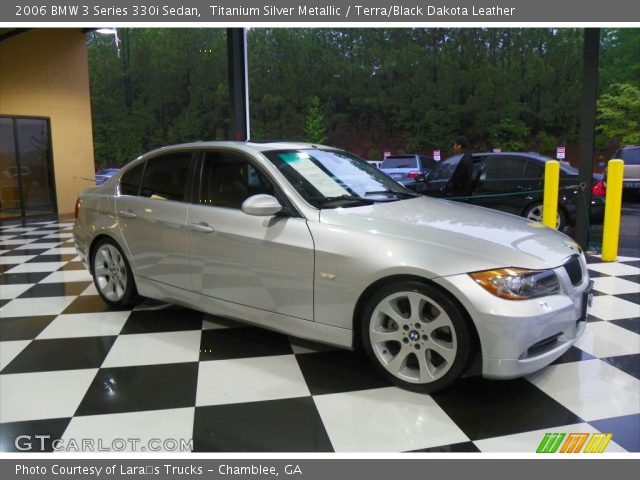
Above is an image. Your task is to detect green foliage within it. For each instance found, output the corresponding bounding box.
[597,83,640,145]
[599,29,640,91]
[304,96,327,144]
[594,133,609,151]
[87,28,639,166]
[535,131,558,156]
[88,29,229,167]
[366,148,381,160]
[489,118,531,152]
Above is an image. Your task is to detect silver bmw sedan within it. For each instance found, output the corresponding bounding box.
[74,142,591,392]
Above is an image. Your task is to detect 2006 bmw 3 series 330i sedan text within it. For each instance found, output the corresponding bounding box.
[74,142,592,393]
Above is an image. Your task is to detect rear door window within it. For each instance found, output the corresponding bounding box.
[140,151,192,202]
[483,156,526,180]
[523,161,544,178]
[119,163,145,196]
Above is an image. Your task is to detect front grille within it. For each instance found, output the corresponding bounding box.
[564,256,583,286]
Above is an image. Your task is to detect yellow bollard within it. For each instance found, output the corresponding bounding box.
[601,159,624,261]
[543,161,560,229]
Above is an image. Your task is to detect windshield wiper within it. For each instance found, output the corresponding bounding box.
[364,190,420,198]
[312,195,374,206]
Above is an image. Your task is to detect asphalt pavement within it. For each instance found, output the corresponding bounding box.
[587,194,640,258]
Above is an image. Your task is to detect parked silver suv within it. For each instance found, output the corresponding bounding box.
[612,145,640,193]
[74,141,591,392]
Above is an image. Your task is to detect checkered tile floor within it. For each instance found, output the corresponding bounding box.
[1,218,639,452]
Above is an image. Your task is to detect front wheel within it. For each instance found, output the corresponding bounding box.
[523,202,567,231]
[361,281,474,393]
[91,238,139,308]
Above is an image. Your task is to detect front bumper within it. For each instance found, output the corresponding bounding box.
[435,257,591,379]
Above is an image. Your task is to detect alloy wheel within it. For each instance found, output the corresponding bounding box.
[368,291,458,384]
[93,244,128,302]
[526,204,561,229]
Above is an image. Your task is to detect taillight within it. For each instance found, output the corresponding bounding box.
[74,197,81,219]
[592,181,606,197]
[407,171,421,179]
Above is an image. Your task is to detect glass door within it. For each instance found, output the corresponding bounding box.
[0,116,56,219]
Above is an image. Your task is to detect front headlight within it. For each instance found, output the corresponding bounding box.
[469,268,560,300]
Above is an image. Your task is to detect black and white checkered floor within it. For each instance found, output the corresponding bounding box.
[1,218,638,453]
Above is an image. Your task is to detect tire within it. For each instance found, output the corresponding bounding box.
[523,202,567,231]
[91,238,139,308]
[360,280,474,393]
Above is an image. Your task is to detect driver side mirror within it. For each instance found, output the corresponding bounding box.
[241,194,283,216]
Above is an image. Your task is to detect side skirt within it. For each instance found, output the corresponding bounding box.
[136,276,353,350]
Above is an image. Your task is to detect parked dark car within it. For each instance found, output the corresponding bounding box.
[95,168,120,185]
[380,154,437,192]
[422,152,605,230]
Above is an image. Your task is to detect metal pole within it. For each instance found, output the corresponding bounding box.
[601,160,624,261]
[575,28,600,250]
[543,161,560,229]
[227,28,249,141]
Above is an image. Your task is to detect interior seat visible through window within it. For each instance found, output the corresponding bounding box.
[200,151,275,209]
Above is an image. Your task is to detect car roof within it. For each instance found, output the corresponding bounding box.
[473,151,552,161]
[118,141,347,175]
[140,141,337,158]
[472,152,580,173]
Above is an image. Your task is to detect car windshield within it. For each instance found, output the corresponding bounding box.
[263,149,417,208]
[381,156,418,168]
[429,154,463,181]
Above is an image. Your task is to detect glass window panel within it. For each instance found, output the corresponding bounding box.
[200,151,275,209]
[15,118,54,215]
[140,152,191,202]
[0,118,20,218]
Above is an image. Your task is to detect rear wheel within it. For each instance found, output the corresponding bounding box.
[524,202,566,231]
[91,238,139,308]
[361,280,474,393]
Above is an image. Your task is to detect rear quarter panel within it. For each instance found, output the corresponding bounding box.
[73,185,124,273]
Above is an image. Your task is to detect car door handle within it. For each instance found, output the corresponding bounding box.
[188,222,214,233]
[118,209,137,218]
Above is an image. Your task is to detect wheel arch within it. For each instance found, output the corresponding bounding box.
[521,200,569,229]
[351,274,481,357]
[521,199,570,220]
[88,233,127,275]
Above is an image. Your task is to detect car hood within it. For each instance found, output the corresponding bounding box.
[319,196,581,274]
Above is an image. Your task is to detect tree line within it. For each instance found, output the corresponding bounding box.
[88,28,639,167]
